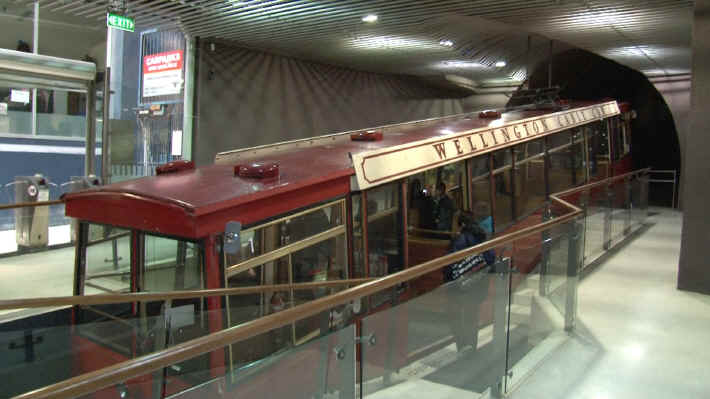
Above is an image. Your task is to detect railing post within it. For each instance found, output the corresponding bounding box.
[603,183,612,250]
[624,177,632,235]
[579,189,589,269]
[640,174,650,218]
[337,325,356,399]
[492,257,511,397]
[565,222,581,332]
[539,202,552,296]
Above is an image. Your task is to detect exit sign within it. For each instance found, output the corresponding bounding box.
[107,13,135,32]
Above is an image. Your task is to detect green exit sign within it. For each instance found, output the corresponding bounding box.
[107,13,135,32]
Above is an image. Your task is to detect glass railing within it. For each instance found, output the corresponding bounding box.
[0,170,650,399]
[555,170,650,269]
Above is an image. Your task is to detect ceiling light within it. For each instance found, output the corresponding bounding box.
[362,14,378,23]
[436,60,485,69]
[439,40,454,47]
[440,129,454,134]
[348,35,442,50]
[495,61,507,67]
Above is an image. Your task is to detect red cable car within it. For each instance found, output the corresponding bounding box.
[48,99,633,398]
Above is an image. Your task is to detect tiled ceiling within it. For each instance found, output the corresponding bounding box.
[24,0,695,82]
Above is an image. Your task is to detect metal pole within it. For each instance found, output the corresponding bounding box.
[182,34,195,161]
[565,222,580,332]
[85,80,96,175]
[492,258,511,397]
[548,40,553,88]
[31,1,38,137]
[101,67,111,183]
[672,170,677,209]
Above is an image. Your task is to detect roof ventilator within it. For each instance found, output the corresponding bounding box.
[478,110,502,119]
[156,160,195,175]
[234,161,280,179]
[351,130,383,141]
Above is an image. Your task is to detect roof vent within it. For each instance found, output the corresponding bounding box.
[478,110,501,119]
[235,161,280,179]
[156,160,195,175]
[351,130,383,141]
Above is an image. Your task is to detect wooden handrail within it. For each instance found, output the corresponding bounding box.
[0,278,375,311]
[0,200,64,210]
[12,194,583,399]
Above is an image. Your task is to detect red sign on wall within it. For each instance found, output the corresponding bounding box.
[142,50,184,98]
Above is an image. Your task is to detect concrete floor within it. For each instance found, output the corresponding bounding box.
[510,208,710,399]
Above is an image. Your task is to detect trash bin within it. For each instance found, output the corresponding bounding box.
[62,175,101,242]
[14,174,50,250]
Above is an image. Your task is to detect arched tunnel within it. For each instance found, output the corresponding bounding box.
[524,49,681,206]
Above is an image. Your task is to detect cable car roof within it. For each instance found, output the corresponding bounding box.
[64,100,619,238]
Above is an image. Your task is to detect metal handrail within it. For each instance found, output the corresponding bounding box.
[0,200,64,210]
[11,193,583,399]
[648,169,678,208]
[552,168,650,199]
[0,278,375,311]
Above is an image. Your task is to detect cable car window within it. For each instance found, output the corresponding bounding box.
[587,121,610,181]
[492,148,514,231]
[224,199,348,368]
[548,130,575,194]
[514,139,547,219]
[571,128,587,186]
[76,223,133,356]
[84,224,131,294]
[407,160,466,234]
[469,156,492,235]
[351,193,365,279]
[610,117,623,161]
[366,182,403,308]
[143,235,204,292]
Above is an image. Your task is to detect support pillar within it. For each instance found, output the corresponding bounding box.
[678,0,710,294]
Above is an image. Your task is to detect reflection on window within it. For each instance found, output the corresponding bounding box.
[548,131,575,194]
[367,183,403,308]
[0,86,87,138]
[224,199,348,369]
[492,149,514,230]
[0,87,32,135]
[143,235,203,292]
[351,193,365,278]
[587,122,609,181]
[407,161,466,234]
[84,224,131,294]
[515,139,547,218]
[470,156,492,235]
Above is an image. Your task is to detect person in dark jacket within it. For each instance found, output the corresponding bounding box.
[434,182,455,233]
[446,212,495,352]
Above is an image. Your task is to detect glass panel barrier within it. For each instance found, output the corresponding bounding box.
[73,323,355,399]
[609,178,628,245]
[583,186,607,266]
[505,219,581,394]
[361,247,511,399]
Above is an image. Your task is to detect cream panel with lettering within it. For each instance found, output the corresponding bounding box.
[351,102,620,190]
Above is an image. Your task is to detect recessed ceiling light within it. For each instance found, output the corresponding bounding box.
[439,40,454,47]
[436,60,485,69]
[362,14,378,23]
[495,61,507,67]
[348,35,443,50]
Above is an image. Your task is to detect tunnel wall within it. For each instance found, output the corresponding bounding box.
[192,41,508,165]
